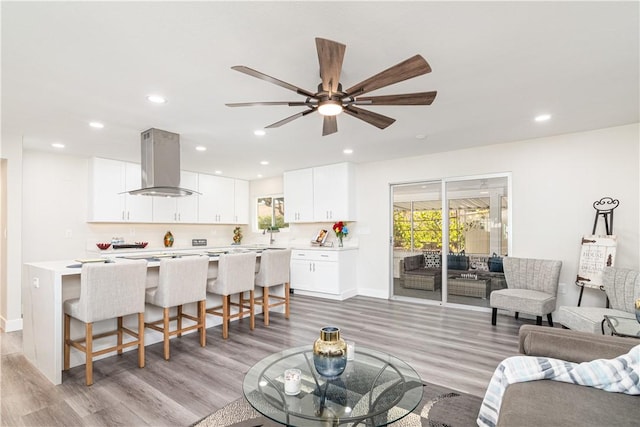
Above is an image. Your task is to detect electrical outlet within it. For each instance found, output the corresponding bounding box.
[32,277,40,288]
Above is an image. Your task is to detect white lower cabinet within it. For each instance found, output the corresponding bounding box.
[290,249,357,300]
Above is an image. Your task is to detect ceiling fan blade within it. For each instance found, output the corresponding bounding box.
[226,101,314,107]
[351,91,437,106]
[344,55,432,97]
[316,38,346,93]
[265,109,316,128]
[231,66,316,98]
[343,106,396,129]
[322,116,338,136]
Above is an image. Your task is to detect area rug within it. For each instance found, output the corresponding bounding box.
[192,382,482,427]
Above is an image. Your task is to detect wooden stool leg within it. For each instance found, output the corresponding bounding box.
[238,292,245,321]
[198,300,206,347]
[64,314,71,370]
[249,290,255,331]
[86,322,93,386]
[284,282,290,320]
[117,317,123,355]
[138,312,145,368]
[222,295,230,339]
[177,305,183,338]
[163,307,170,360]
[263,287,270,326]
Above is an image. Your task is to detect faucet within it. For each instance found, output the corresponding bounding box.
[262,226,279,245]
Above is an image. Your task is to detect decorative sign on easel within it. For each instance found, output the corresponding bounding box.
[576,235,617,290]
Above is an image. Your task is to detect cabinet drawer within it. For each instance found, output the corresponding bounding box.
[291,250,338,262]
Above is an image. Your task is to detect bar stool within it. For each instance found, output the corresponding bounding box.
[206,252,257,339]
[144,255,209,360]
[63,259,147,386]
[254,249,292,326]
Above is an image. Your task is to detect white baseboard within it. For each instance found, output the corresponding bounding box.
[1,316,23,332]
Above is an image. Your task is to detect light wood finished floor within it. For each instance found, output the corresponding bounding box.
[1,294,528,426]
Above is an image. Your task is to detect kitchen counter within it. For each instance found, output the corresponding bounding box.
[22,249,272,385]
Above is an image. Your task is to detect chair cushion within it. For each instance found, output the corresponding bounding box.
[558,306,635,334]
[490,289,556,316]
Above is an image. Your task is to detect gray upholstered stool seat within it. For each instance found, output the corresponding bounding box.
[206,252,257,339]
[144,255,210,360]
[63,259,147,386]
[490,257,562,326]
[254,249,292,326]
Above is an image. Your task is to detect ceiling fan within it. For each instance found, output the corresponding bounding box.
[226,37,437,136]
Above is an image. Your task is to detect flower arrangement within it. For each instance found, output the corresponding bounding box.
[332,221,349,247]
[232,226,242,244]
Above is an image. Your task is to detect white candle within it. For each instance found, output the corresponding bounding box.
[284,369,301,395]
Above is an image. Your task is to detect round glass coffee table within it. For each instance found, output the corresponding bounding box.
[243,345,423,426]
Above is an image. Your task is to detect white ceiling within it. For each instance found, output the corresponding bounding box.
[3,1,638,181]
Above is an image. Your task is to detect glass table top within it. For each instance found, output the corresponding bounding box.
[242,346,423,426]
[604,315,640,338]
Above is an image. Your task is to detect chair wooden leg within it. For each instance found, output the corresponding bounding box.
[222,295,230,339]
[85,322,93,386]
[263,286,270,326]
[536,316,542,326]
[163,307,170,360]
[177,305,183,338]
[249,290,255,331]
[198,300,206,347]
[64,314,71,370]
[138,312,145,368]
[117,316,123,355]
[284,282,290,320]
[491,308,497,325]
[547,313,554,327]
[238,292,245,321]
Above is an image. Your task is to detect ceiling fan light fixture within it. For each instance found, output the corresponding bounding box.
[318,100,343,116]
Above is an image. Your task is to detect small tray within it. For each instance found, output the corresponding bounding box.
[113,244,147,249]
[75,258,108,264]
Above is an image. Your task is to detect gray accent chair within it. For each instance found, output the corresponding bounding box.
[254,249,292,326]
[64,260,148,385]
[490,257,562,326]
[144,255,210,360]
[206,252,258,339]
[558,267,639,333]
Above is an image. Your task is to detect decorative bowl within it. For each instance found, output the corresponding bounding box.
[136,242,149,248]
[96,243,111,250]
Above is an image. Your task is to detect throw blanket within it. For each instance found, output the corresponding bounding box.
[477,345,640,427]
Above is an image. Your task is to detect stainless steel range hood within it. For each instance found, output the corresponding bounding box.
[128,128,199,197]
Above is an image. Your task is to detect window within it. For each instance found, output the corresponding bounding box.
[257,196,288,230]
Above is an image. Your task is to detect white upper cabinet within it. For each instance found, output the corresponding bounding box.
[233,179,249,224]
[152,171,199,223]
[283,168,314,222]
[313,163,356,222]
[284,163,356,223]
[88,158,152,222]
[198,173,235,223]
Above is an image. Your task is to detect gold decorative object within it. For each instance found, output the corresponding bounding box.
[312,326,347,378]
[233,227,242,244]
[164,231,174,248]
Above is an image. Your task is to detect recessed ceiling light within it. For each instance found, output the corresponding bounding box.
[195,145,207,152]
[260,160,269,165]
[254,129,266,136]
[89,121,104,129]
[51,143,65,149]
[257,174,263,178]
[214,170,222,175]
[146,95,167,104]
[343,148,353,154]
[415,134,426,139]
[534,114,551,122]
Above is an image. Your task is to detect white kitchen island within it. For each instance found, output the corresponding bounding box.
[22,250,271,385]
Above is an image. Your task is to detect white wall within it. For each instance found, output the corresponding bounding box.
[356,124,640,311]
[8,123,640,331]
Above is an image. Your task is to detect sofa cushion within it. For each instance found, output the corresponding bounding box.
[423,251,441,268]
[403,254,424,271]
[497,379,640,427]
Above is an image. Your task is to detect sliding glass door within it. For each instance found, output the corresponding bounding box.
[391,174,510,308]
